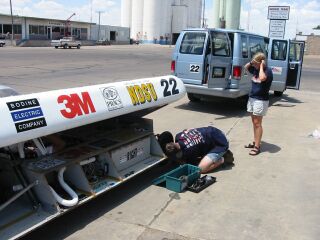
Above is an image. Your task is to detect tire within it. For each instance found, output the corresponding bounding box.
[77,45,80,49]
[54,46,58,49]
[187,93,200,102]
[274,91,283,97]
[68,46,72,49]
[63,44,68,49]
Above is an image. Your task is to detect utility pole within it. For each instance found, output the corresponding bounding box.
[10,0,14,45]
[202,0,206,28]
[96,11,104,41]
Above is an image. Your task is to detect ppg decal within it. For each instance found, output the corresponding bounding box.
[58,92,96,119]
[100,87,123,111]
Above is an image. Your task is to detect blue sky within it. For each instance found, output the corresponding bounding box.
[1,0,319,38]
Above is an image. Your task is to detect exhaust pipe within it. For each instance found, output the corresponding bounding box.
[49,167,79,207]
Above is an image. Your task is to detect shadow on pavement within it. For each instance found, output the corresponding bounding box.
[261,141,281,153]
[270,93,304,107]
[22,162,175,240]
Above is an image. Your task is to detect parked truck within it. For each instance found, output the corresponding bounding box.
[51,37,81,49]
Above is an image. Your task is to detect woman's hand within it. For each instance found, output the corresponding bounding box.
[261,60,266,68]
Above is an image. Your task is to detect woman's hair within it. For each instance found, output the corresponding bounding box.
[252,52,266,64]
[156,131,174,152]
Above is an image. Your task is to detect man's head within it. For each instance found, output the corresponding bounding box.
[251,52,266,69]
[165,142,181,159]
[157,131,174,152]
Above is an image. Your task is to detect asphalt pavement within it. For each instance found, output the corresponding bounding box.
[0,46,319,240]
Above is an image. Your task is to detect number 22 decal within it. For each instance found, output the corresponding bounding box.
[190,64,200,73]
[161,78,180,97]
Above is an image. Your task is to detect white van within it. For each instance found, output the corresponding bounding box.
[171,28,304,101]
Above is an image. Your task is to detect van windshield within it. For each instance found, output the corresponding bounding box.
[179,32,206,55]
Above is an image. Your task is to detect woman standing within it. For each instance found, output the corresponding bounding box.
[244,52,273,156]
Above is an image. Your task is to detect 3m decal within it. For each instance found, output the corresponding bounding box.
[6,98,47,133]
[58,92,96,119]
[100,87,123,111]
[161,78,180,97]
[126,83,158,106]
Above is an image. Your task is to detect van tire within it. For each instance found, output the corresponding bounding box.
[187,93,200,102]
[63,44,68,49]
[274,91,283,97]
[77,45,81,49]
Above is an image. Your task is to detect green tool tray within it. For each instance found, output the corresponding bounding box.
[153,164,201,193]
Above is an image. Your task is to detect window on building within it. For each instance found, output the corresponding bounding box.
[81,28,87,34]
[3,24,12,34]
[0,25,2,34]
[180,32,206,55]
[13,25,22,34]
[271,40,287,60]
[110,31,116,41]
[29,25,39,34]
[39,26,45,35]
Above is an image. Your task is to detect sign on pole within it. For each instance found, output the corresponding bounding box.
[268,6,290,20]
[268,6,290,39]
[269,19,286,38]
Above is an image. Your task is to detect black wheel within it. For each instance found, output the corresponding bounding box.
[54,46,58,49]
[68,46,72,49]
[274,91,283,97]
[77,45,80,49]
[63,44,68,49]
[187,93,200,102]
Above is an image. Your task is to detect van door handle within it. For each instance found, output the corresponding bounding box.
[289,63,296,70]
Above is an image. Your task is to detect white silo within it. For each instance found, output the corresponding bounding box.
[186,0,202,28]
[131,0,144,40]
[212,0,220,28]
[121,0,132,28]
[225,0,241,29]
[172,4,188,33]
[143,0,162,43]
[160,0,170,41]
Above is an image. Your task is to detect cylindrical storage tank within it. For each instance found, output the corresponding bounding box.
[186,0,202,28]
[160,0,170,43]
[219,0,226,20]
[172,5,188,33]
[142,0,162,43]
[121,0,132,28]
[165,0,173,40]
[131,0,144,40]
[212,0,220,28]
[225,0,241,29]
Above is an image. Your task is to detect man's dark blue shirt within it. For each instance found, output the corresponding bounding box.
[248,66,273,101]
[175,126,229,162]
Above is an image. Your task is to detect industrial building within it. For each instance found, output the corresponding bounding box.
[0,13,130,46]
[212,0,241,29]
[121,0,203,44]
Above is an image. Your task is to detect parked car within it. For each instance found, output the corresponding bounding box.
[51,37,81,49]
[0,40,5,47]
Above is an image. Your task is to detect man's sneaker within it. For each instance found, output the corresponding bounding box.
[223,150,234,165]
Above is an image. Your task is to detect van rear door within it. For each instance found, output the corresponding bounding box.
[207,31,232,88]
[286,40,305,89]
[268,39,290,92]
[175,31,209,85]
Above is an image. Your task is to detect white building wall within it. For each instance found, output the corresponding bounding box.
[172,5,188,33]
[186,0,202,28]
[121,0,132,28]
[131,0,144,40]
[212,0,220,28]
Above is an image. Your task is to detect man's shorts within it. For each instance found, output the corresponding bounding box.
[206,151,226,163]
[247,97,269,116]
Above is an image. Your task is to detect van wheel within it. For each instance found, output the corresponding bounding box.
[77,45,81,49]
[274,91,283,97]
[54,46,58,49]
[187,93,200,102]
[63,44,68,49]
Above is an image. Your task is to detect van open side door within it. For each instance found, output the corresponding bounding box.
[207,31,232,88]
[286,40,305,89]
[175,31,209,85]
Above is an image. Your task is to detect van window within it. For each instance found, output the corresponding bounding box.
[289,42,303,61]
[179,32,206,55]
[249,37,264,57]
[241,35,248,58]
[271,40,287,60]
[210,32,230,57]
